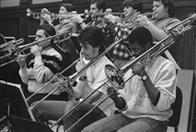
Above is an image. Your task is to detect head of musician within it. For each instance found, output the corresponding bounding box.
[58,3,74,24]
[35,24,56,49]
[122,0,143,17]
[90,0,106,15]
[78,26,105,60]
[59,3,74,15]
[126,27,153,56]
[153,0,175,20]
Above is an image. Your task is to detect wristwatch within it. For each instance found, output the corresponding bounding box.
[141,75,148,81]
[79,76,87,81]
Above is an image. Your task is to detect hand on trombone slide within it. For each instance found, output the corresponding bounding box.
[131,62,146,77]
[16,54,26,68]
[75,54,87,75]
[30,45,42,57]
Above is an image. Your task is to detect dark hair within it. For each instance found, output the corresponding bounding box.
[154,0,175,17]
[59,3,74,12]
[122,0,143,13]
[90,0,106,12]
[37,24,56,37]
[37,24,56,44]
[126,27,153,47]
[78,26,105,53]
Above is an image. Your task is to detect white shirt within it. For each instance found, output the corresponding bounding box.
[119,56,177,121]
[84,56,116,116]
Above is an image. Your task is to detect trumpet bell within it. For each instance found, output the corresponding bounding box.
[105,64,124,89]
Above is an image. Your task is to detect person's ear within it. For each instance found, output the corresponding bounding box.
[145,42,152,50]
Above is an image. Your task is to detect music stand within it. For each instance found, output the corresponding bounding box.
[9,115,53,132]
[0,82,52,132]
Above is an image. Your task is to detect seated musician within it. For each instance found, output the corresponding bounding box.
[55,3,77,35]
[17,24,70,105]
[31,26,116,132]
[135,0,181,70]
[82,27,177,132]
[72,0,107,30]
[40,3,78,42]
[40,3,79,73]
[113,0,143,68]
[72,0,116,60]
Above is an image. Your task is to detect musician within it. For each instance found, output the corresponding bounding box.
[72,0,107,30]
[82,27,177,132]
[55,3,79,68]
[72,0,117,61]
[40,3,76,35]
[112,0,143,66]
[55,3,78,35]
[135,0,181,69]
[31,26,116,131]
[17,24,69,105]
[40,3,79,70]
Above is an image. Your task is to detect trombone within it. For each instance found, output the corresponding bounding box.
[26,8,57,20]
[28,38,124,110]
[52,12,196,131]
[0,32,73,68]
[26,8,85,22]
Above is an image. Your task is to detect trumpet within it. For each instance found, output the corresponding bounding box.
[26,8,85,22]
[119,12,154,29]
[26,8,59,21]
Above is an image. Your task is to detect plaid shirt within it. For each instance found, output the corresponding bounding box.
[113,42,130,60]
[112,26,134,60]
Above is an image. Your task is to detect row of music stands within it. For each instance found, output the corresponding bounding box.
[0,82,53,132]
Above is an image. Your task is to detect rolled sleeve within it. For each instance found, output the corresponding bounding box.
[19,68,28,84]
[154,63,176,111]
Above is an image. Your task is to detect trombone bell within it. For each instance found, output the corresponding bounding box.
[105,64,124,89]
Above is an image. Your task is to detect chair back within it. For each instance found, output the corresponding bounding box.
[168,87,183,127]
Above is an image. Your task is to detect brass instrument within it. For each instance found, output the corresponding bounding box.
[26,8,59,21]
[112,12,155,40]
[105,13,196,87]
[0,32,72,68]
[0,38,24,64]
[119,12,154,29]
[26,8,85,22]
[55,13,196,132]
[0,38,23,51]
[93,12,123,17]
[16,12,196,131]
[28,38,124,110]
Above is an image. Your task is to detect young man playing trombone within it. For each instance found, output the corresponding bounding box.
[135,0,181,70]
[17,24,70,105]
[31,26,116,132]
[82,27,177,132]
[112,0,143,68]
